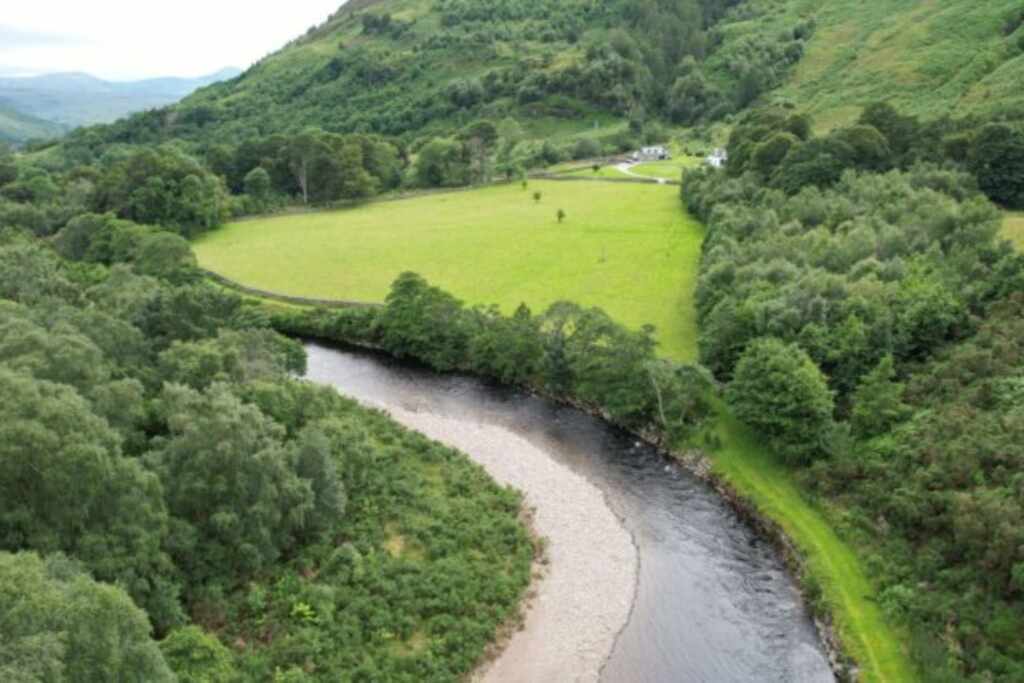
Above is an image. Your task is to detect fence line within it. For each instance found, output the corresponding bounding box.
[203,269,383,310]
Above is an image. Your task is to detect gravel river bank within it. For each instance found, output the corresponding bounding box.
[306,342,834,683]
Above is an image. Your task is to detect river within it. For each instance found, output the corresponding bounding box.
[306,342,835,683]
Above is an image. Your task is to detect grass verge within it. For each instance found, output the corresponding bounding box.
[709,407,917,683]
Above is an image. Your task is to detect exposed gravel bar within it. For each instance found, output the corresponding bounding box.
[366,401,639,683]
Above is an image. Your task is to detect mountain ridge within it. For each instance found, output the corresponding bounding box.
[0,66,242,143]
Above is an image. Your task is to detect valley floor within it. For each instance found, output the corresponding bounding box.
[219,179,919,682]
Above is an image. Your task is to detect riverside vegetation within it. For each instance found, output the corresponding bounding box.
[0,223,533,680]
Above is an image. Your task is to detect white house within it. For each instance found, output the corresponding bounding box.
[632,145,670,162]
[705,148,728,169]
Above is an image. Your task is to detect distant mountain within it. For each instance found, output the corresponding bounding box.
[0,67,241,142]
[0,103,67,145]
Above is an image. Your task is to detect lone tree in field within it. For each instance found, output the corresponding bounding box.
[533,190,542,203]
[557,209,566,223]
[592,164,601,173]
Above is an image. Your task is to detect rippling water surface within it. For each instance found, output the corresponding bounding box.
[305,342,835,683]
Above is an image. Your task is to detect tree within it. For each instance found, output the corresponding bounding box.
[92,146,227,236]
[533,191,542,203]
[858,102,920,161]
[0,144,17,187]
[726,338,835,465]
[414,138,469,188]
[830,125,893,172]
[336,141,377,199]
[283,129,328,204]
[459,120,499,184]
[244,166,272,205]
[668,67,726,125]
[379,272,471,370]
[54,212,121,262]
[0,367,181,631]
[146,383,317,584]
[557,208,566,223]
[134,231,198,282]
[969,123,1024,208]
[752,132,799,175]
[0,552,174,682]
[159,626,237,683]
[850,355,910,439]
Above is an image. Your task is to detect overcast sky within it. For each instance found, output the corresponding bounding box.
[1,1,346,80]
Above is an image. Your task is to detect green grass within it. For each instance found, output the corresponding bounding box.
[559,164,632,178]
[1003,211,1024,250]
[196,180,704,361]
[710,407,917,683]
[630,157,700,180]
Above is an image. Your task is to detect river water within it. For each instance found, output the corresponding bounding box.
[305,342,835,683]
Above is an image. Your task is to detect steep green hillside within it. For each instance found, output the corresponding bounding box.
[73,0,804,149]
[738,0,1024,128]
[58,0,1024,155]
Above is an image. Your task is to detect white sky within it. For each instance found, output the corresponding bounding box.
[1,1,347,80]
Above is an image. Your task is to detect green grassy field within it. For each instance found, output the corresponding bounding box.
[196,180,703,360]
[556,164,632,179]
[630,157,700,180]
[1004,211,1024,250]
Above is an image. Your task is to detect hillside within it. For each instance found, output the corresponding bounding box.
[0,67,240,140]
[58,0,1024,161]
[71,0,811,149]
[736,0,1024,128]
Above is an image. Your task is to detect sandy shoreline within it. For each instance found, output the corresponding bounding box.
[369,401,639,683]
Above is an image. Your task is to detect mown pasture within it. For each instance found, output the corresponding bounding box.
[196,180,704,360]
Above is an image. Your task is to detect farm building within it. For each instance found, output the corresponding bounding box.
[631,146,671,161]
[705,148,728,168]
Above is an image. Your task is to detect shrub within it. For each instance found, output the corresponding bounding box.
[726,338,835,465]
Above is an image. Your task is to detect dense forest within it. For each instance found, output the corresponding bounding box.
[683,104,1024,680]
[0,181,534,678]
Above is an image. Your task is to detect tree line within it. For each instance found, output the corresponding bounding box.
[684,104,1024,680]
[275,272,716,447]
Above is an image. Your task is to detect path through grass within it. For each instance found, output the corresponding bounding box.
[197,180,703,361]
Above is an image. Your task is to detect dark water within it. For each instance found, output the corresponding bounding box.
[305,342,835,683]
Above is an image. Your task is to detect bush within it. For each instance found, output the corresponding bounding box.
[726,338,835,465]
